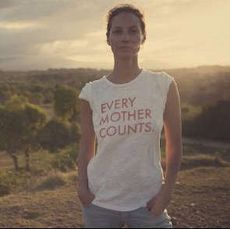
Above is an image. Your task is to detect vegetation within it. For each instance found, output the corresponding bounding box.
[0,66,229,142]
[0,66,229,227]
[182,100,230,141]
[37,119,79,153]
[34,174,66,191]
[0,95,47,171]
[54,85,78,122]
[0,141,229,228]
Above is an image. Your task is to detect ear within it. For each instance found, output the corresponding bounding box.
[140,34,145,44]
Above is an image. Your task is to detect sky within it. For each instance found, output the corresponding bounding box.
[0,0,230,71]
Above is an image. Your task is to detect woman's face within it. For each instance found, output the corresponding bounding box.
[107,12,144,59]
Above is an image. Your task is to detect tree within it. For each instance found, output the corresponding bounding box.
[37,119,80,153]
[21,103,47,171]
[0,96,47,171]
[54,85,78,121]
[194,100,230,141]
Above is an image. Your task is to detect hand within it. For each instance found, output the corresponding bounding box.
[146,184,172,217]
[78,187,95,207]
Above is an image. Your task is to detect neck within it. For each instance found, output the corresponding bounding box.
[109,56,141,83]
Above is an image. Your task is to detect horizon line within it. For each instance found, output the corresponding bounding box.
[1,64,230,73]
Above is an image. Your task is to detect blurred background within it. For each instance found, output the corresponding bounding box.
[0,0,229,228]
[0,0,230,70]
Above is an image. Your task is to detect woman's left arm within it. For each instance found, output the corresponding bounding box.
[147,79,183,216]
[163,79,183,193]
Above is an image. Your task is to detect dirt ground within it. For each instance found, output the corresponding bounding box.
[169,167,230,228]
[0,166,229,228]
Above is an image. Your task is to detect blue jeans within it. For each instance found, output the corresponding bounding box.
[82,203,172,228]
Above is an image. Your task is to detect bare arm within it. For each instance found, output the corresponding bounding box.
[163,79,183,193]
[147,79,183,215]
[77,99,96,206]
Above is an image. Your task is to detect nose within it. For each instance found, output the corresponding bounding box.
[121,32,130,42]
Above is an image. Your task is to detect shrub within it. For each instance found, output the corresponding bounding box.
[52,145,78,172]
[192,100,230,141]
[54,85,77,121]
[38,119,72,152]
[0,170,26,196]
[35,174,66,191]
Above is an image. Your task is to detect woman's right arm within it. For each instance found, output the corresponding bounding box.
[77,99,96,206]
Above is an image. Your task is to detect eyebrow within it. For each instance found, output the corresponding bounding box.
[112,25,138,29]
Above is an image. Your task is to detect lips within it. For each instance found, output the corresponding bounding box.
[119,46,132,50]
[119,46,131,49]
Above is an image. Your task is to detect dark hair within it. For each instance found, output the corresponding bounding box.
[106,4,146,44]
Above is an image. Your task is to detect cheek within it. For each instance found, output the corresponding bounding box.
[107,38,119,48]
[135,35,142,43]
[108,36,142,46]
[130,36,142,46]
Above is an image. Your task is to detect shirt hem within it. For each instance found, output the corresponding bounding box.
[91,200,147,212]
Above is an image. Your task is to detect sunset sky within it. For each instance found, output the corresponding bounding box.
[0,0,230,70]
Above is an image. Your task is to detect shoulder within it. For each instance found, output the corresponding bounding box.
[79,76,109,106]
[142,70,175,91]
[142,69,174,81]
[160,71,174,82]
[146,69,174,80]
[83,75,108,90]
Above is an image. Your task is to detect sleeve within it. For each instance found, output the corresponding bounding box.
[161,71,175,112]
[78,82,93,108]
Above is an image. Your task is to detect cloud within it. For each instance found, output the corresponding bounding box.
[38,39,89,56]
[0,0,127,70]
[0,0,229,70]
[0,0,16,9]
[1,0,68,21]
[0,20,43,30]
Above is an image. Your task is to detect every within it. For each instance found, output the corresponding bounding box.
[101,97,136,113]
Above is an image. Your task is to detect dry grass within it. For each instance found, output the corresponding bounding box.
[0,167,229,228]
[0,143,230,228]
[0,186,83,228]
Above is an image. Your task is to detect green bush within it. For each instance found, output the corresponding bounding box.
[0,170,27,196]
[38,119,80,153]
[194,100,230,141]
[183,100,230,141]
[54,85,77,121]
[52,151,75,172]
[35,174,66,191]
[38,119,72,152]
[52,145,78,172]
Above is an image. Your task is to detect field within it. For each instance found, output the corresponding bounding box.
[0,141,230,228]
[0,66,230,228]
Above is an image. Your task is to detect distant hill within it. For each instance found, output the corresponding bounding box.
[0,65,229,106]
[164,65,230,106]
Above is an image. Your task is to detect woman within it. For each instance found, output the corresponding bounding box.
[77,4,182,228]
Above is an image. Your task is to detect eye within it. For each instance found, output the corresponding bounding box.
[112,30,122,34]
[130,29,138,33]
[129,28,139,35]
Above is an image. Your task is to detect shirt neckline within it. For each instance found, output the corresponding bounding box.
[103,69,144,87]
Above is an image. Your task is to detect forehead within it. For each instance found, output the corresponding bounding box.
[110,12,141,28]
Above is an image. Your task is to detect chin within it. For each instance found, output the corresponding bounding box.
[115,52,138,59]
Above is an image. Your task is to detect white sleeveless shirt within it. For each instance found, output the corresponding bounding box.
[78,70,174,211]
